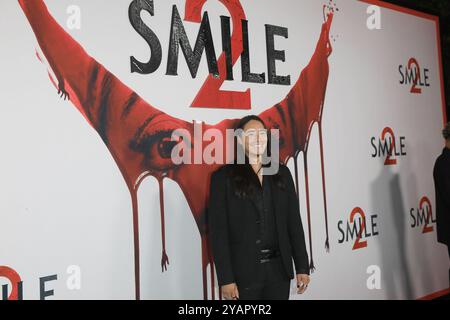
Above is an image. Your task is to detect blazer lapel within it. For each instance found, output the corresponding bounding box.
[244,165,262,218]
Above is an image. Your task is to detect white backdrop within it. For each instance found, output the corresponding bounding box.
[0,0,448,299]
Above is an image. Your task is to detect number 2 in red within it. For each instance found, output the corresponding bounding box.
[408,58,422,94]
[419,196,434,234]
[350,207,368,250]
[184,0,251,109]
[381,127,397,166]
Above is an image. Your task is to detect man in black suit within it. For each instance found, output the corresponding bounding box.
[433,122,450,285]
[208,116,310,300]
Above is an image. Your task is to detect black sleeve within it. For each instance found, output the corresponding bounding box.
[283,165,310,275]
[208,169,235,286]
[439,161,450,208]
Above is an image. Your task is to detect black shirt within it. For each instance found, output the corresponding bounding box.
[254,170,279,251]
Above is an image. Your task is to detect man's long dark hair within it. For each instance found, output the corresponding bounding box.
[229,115,286,199]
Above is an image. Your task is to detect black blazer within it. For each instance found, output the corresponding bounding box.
[433,147,450,246]
[208,163,310,287]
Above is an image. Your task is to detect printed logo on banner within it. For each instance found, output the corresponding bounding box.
[129,0,293,110]
[0,265,81,300]
[410,196,436,234]
[399,58,431,94]
[0,266,22,300]
[371,127,407,165]
[337,207,379,250]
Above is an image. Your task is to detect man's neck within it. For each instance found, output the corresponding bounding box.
[248,155,262,173]
[250,162,262,171]
[446,140,450,149]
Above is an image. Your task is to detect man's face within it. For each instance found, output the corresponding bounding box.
[238,120,268,162]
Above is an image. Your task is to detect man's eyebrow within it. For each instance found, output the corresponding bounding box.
[245,128,267,134]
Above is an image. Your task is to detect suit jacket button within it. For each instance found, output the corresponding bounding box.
[256,239,261,244]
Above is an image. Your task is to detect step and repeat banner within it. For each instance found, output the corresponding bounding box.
[0,0,448,299]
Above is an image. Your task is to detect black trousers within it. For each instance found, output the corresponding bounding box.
[237,256,291,300]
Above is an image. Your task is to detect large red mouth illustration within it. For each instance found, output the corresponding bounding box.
[17,0,334,300]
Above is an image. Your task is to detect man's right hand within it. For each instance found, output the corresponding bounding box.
[221,283,239,300]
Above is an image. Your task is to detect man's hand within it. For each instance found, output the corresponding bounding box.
[296,274,310,294]
[221,283,239,300]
